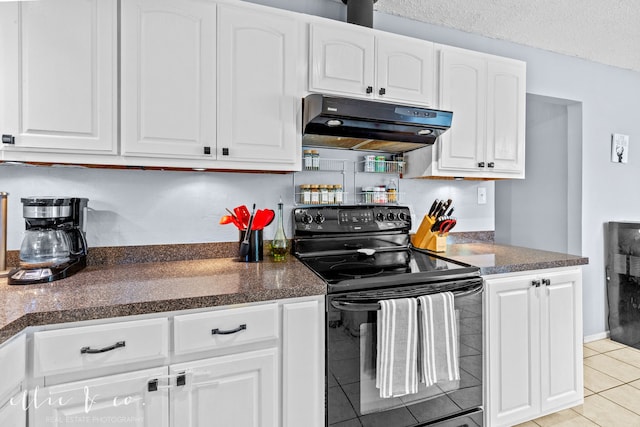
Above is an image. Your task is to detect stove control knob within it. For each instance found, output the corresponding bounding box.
[302,214,313,224]
[386,212,396,221]
[376,212,385,222]
[398,212,409,221]
[314,213,325,224]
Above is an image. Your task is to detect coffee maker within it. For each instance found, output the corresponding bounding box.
[9,197,89,285]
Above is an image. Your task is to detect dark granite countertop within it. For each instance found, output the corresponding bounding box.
[0,255,326,344]
[437,242,589,275]
[0,239,589,345]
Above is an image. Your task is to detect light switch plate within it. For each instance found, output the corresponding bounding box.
[477,187,487,205]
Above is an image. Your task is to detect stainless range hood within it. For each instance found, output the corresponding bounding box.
[302,94,453,154]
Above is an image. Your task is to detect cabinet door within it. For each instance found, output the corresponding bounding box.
[376,36,435,106]
[217,5,299,165]
[438,48,486,172]
[486,59,526,175]
[0,0,117,154]
[309,23,375,97]
[282,299,324,427]
[486,273,541,427]
[121,0,216,158]
[30,367,169,427]
[0,393,26,427]
[539,268,583,412]
[171,348,278,427]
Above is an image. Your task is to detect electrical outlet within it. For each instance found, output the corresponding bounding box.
[477,187,487,205]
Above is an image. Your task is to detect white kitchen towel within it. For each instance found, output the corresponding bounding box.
[417,292,460,386]
[376,298,419,398]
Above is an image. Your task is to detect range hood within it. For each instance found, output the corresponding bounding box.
[302,94,453,154]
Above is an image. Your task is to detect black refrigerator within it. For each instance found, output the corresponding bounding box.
[607,221,640,348]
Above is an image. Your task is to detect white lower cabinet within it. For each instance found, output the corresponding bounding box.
[485,267,583,427]
[170,348,278,427]
[0,393,26,427]
[30,367,169,427]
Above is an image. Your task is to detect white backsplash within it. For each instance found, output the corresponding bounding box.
[0,150,494,250]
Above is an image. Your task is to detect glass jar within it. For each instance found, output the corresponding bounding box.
[303,150,313,170]
[310,184,320,204]
[300,184,311,204]
[334,184,343,205]
[311,150,320,170]
[327,185,336,205]
[319,184,330,204]
[374,186,387,204]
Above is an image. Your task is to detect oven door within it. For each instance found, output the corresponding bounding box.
[326,280,483,427]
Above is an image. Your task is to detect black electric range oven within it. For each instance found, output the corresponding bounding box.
[293,205,484,427]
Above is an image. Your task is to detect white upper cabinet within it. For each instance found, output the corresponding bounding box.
[0,0,117,154]
[309,21,435,106]
[375,35,435,106]
[405,45,526,179]
[309,23,375,98]
[216,4,300,166]
[121,0,217,159]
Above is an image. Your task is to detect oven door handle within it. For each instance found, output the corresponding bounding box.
[330,284,483,312]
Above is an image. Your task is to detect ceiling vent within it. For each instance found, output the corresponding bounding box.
[341,0,378,28]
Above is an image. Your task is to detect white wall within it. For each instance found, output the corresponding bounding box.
[495,95,582,255]
[0,150,493,250]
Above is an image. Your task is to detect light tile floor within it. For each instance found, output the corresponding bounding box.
[516,339,640,427]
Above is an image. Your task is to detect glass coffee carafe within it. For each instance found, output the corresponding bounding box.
[19,228,71,266]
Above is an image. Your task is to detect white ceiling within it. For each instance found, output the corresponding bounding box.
[372,0,640,73]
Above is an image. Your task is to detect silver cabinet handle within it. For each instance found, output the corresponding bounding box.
[80,341,125,354]
[211,324,247,335]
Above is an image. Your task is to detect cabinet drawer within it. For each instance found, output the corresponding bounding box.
[33,318,169,378]
[174,303,279,355]
[0,334,26,402]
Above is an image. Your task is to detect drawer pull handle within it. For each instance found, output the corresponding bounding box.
[211,324,247,335]
[80,340,126,354]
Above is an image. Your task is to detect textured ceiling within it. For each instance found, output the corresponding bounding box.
[372,0,640,73]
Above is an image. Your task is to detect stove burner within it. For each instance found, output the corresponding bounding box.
[331,262,384,279]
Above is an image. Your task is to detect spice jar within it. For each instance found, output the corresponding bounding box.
[300,184,311,204]
[311,150,320,170]
[334,184,343,205]
[375,155,386,172]
[327,185,336,204]
[310,184,320,205]
[303,150,313,170]
[319,184,330,204]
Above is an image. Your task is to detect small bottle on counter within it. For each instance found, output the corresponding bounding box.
[310,184,320,204]
[271,200,288,262]
[300,184,311,204]
[334,184,344,205]
[303,150,313,170]
[311,150,320,170]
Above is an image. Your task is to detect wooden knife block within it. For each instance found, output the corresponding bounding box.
[412,215,448,252]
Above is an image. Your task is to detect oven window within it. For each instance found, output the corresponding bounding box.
[327,291,483,426]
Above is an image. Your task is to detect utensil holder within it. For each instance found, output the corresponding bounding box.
[239,229,263,262]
